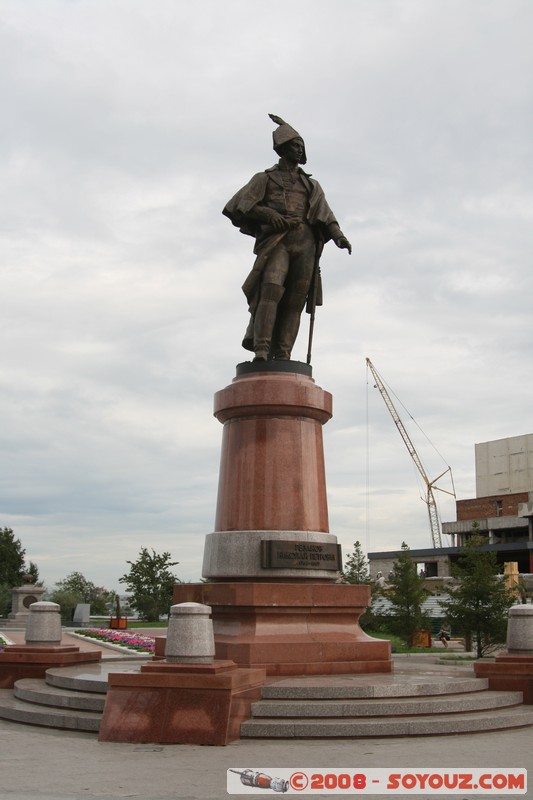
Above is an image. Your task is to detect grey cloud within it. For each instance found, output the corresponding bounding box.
[1,0,532,588]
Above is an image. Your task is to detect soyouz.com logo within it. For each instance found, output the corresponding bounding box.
[227,767,527,794]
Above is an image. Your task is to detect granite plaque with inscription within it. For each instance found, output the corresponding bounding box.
[261,540,341,571]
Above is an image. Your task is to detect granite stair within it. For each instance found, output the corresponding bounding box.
[0,690,102,732]
[240,673,533,738]
[0,659,141,733]
[1,661,533,738]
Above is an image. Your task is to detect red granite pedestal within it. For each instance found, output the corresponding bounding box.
[99,364,391,746]
[98,660,266,745]
[0,645,101,688]
[475,654,533,703]
[213,365,331,534]
[172,581,391,676]
[173,363,392,677]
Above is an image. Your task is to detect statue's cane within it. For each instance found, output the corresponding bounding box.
[306,238,324,365]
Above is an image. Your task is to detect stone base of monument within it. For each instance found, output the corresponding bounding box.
[1,602,102,688]
[474,656,533,704]
[192,364,392,677]
[0,646,102,689]
[172,582,392,676]
[99,603,266,745]
[4,585,46,627]
[98,660,265,745]
[474,605,533,703]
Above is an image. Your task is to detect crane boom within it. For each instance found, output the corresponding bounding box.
[366,357,455,549]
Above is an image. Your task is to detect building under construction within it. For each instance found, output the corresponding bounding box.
[368,433,533,580]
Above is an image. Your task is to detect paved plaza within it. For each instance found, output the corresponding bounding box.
[1,713,532,800]
[1,630,531,800]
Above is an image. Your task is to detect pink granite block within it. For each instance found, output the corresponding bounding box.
[99,665,266,745]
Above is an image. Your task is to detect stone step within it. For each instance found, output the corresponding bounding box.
[2,659,533,741]
[0,660,147,734]
[14,679,105,712]
[251,690,524,718]
[45,659,145,693]
[0,689,101,732]
[241,705,533,738]
[261,675,489,699]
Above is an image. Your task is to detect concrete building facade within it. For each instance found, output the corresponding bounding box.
[475,434,533,497]
[369,434,533,579]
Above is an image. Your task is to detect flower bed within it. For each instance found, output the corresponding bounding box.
[74,628,155,654]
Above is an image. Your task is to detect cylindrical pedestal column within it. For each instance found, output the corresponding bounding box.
[214,364,331,533]
[204,362,338,581]
[164,602,215,663]
[177,362,392,675]
[25,601,62,646]
[507,605,533,653]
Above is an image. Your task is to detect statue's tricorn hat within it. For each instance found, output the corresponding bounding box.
[269,113,307,164]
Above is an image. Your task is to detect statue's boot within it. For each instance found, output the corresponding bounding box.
[273,290,307,360]
[241,316,255,353]
[253,283,285,360]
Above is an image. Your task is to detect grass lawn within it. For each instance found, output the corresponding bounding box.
[367,629,445,654]
[127,621,168,628]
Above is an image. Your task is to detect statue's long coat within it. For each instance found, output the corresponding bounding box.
[223,165,341,318]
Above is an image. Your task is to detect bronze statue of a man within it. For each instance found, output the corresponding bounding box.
[223,114,352,362]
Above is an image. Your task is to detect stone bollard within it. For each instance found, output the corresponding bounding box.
[25,601,62,646]
[164,602,215,663]
[506,605,533,653]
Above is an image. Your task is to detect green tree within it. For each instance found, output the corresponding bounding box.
[0,528,27,616]
[48,588,82,623]
[0,583,11,619]
[0,527,26,588]
[440,536,515,658]
[48,572,113,621]
[342,541,371,584]
[26,561,41,585]
[385,542,430,646]
[119,548,180,621]
[341,541,380,630]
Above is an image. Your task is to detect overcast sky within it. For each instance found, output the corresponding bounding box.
[1,0,532,592]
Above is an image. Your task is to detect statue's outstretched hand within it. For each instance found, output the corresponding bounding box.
[336,236,352,255]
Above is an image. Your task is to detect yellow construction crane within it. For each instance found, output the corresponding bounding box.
[366,357,455,549]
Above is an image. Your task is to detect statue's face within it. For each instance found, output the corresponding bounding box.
[281,137,305,164]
